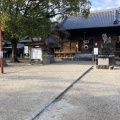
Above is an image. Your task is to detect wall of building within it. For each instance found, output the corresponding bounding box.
[61,27,119,52]
[54,27,120,57]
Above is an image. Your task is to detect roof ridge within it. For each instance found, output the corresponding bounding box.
[58,7,120,30]
[66,7,120,18]
[90,7,120,13]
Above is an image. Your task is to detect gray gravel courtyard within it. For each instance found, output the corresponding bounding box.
[35,66,120,120]
[0,60,93,120]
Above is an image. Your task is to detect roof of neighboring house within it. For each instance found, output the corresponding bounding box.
[19,37,59,43]
[48,36,59,44]
[59,7,120,30]
[18,39,32,43]
[48,36,60,48]
[26,42,44,46]
[26,36,60,48]
[3,43,24,49]
[18,38,42,44]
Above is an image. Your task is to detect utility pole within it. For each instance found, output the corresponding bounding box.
[0,17,3,73]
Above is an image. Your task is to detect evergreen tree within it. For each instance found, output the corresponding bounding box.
[0,0,91,62]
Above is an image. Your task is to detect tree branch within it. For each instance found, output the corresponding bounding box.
[23,0,43,16]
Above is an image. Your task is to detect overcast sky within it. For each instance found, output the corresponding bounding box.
[90,0,120,11]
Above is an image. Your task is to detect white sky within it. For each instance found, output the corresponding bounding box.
[90,0,120,11]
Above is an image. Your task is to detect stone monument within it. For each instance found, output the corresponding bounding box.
[97,33,115,69]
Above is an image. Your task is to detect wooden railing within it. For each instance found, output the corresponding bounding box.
[54,51,76,57]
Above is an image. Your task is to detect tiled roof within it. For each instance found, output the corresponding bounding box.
[48,36,59,45]
[59,7,120,30]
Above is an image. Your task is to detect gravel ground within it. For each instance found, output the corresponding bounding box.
[35,66,120,120]
[0,60,93,120]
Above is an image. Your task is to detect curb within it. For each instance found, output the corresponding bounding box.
[26,66,93,120]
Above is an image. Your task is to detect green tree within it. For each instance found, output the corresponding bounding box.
[0,0,91,62]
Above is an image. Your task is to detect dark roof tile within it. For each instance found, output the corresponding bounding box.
[60,8,120,30]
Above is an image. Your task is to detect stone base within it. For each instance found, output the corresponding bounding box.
[43,55,50,65]
[96,65,115,70]
[49,55,55,63]
[75,53,92,61]
[96,65,109,69]
[29,59,43,64]
[109,57,116,66]
[98,58,109,66]
[43,55,56,64]
[29,55,56,65]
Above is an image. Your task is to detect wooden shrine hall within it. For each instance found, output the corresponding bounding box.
[54,7,120,59]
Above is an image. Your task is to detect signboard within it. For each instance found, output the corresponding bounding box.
[0,51,3,58]
[24,46,29,54]
[30,48,42,60]
[98,58,109,65]
[94,48,98,55]
[83,40,89,44]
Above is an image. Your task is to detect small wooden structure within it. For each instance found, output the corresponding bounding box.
[26,37,59,64]
[54,51,75,58]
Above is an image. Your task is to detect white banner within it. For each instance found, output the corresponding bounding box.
[94,48,98,55]
[24,46,29,54]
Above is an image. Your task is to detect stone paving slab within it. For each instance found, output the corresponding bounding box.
[0,61,93,120]
[35,66,120,120]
